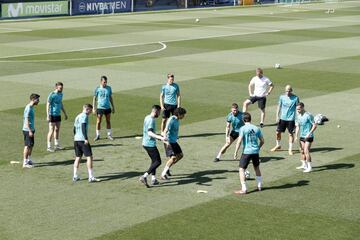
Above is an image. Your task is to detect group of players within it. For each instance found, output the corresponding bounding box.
[21,68,317,194]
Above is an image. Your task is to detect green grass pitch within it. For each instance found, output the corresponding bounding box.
[0,1,359,239]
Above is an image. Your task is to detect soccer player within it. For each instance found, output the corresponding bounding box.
[139,105,167,188]
[270,85,299,155]
[46,82,68,152]
[294,102,317,173]
[160,73,181,133]
[22,93,40,168]
[73,104,100,182]
[160,107,187,180]
[242,68,274,128]
[93,76,115,141]
[214,103,244,162]
[234,112,264,195]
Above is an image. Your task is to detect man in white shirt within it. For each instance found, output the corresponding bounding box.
[243,68,274,128]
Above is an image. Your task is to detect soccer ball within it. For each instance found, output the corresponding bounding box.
[245,170,251,179]
[275,63,281,69]
[195,18,200,23]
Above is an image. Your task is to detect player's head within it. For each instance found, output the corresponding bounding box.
[30,93,40,105]
[55,82,63,92]
[256,68,263,78]
[83,104,93,115]
[167,73,174,84]
[296,102,305,114]
[285,85,293,96]
[100,76,108,87]
[231,103,239,115]
[151,105,161,118]
[242,112,252,123]
[174,107,186,119]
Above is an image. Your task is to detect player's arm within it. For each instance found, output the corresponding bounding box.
[24,109,33,137]
[225,122,231,142]
[267,83,274,96]
[160,92,164,110]
[92,96,97,114]
[259,136,265,149]
[61,104,68,120]
[294,123,299,142]
[81,122,88,144]
[148,130,166,141]
[177,88,181,108]
[234,135,243,159]
[110,96,115,114]
[248,82,254,96]
[306,123,317,139]
[46,101,50,122]
[276,102,281,123]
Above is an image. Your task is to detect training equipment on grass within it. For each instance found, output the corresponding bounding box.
[275,63,281,69]
[195,18,200,23]
[245,170,251,179]
[197,190,208,193]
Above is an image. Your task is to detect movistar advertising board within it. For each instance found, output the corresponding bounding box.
[1,1,69,19]
[72,0,131,15]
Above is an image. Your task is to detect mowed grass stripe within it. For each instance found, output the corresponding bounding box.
[94,154,359,240]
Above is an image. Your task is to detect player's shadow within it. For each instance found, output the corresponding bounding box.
[91,143,122,148]
[260,156,285,163]
[98,171,143,182]
[180,133,224,139]
[247,180,310,193]
[112,134,141,140]
[157,169,238,187]
[312,163,354,172]
[310,147,343,153]
[36,159,104,167]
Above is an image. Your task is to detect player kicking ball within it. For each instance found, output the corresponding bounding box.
[161,107,187,180]
[73,104,100,183]
[139,105,167,188]
[234,112,264,195]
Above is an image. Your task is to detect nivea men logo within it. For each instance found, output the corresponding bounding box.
[79,2,86,12]
[86,1,127,11]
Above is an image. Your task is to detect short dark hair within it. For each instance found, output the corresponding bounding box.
[174,107,186,117]
[297,102,304,108]
[55,82,63,87]
[242,112,251,123]
[30,93,40,100]
[83,104,93,109]
[231,103,238,109]
[152,105,161,111]
[101,76,107,81]
[167,73,174,78]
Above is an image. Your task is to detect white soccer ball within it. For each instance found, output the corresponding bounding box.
[245,170,251,179]
[195,18,200,23]
[275,63,281,69]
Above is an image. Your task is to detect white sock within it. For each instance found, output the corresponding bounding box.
[289,142,293,150]
[216,152,221,159]
[107,129,112,136]
[276,140,281,146]
[47,141,51,148]
[241,182,247,192]
[306,161,312,169]
[256,176,262,188]
[96,130,100,137]
[143,172,149,178]
[162,166,170,176]
[23,159,28,164]
[73,167,78,177]
[88,168,94,179]
[151,175,156,181]
[300,160,306,167]
[55,139,59,146]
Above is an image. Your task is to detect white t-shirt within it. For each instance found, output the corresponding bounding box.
[250,75,272,97]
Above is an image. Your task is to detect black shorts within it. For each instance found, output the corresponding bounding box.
[239,153,260,169]
[165,142,182,157]
[162,104,177,119]
[249,96,266,110]
[277,120,295,133]
[23,131,35,147]
[143,146,161,162]
[74,141,92,157]
[300,137,314,143]
[49,115,61,123]
[97,108,111,116]
[229,131,239,140]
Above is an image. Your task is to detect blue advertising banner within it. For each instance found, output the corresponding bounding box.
[72,0,131,15]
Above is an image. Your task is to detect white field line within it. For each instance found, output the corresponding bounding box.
[0,27,32,33]
[0,29,280,62]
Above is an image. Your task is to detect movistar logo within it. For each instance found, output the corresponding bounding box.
[7,3,24,17]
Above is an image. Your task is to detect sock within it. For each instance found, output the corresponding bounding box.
[23,159,28,164]
[107,129,112,136]
[162,166,170,176]
[300,160,306,167]
[241,182,247,192]
[216,152,221,159]
[73,167,78,177]
[256,176,262,188]
[96,130,100,137]
[276,140,281,146]
[151,175,156,181]
[88,168,94,179]
[289,142,293,150]
[55,139,59,146]
[143,172,149,178]
[306,161,312,169]
[47,141,51,148]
